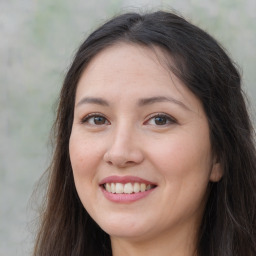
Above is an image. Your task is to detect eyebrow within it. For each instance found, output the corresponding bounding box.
[138,96,190,110]
[76,97,109,107]
[76,96,190,110]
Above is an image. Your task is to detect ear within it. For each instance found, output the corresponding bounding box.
[209,162,223,182]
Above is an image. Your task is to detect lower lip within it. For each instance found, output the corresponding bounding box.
[100,186,155,203]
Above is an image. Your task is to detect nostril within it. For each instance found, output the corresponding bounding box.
[106,160,113,166]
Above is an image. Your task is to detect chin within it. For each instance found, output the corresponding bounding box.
[97,215,151,239]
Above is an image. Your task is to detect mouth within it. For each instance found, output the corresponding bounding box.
[99,176,157,196]
[102,182,157,194]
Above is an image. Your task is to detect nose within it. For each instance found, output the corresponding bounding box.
[103,125,144,168]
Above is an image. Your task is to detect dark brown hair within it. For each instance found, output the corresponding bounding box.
[33,11,256,256]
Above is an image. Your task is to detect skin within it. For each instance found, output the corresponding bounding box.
[69,43,222,256]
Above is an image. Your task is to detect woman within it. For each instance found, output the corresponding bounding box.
[33,11,256,256]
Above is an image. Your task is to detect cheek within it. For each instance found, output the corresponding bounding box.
[69,131,109,213]
[69,132,103,176]
[149,133,212,196]
[153,140,211,171]
[69,140,86,176]
[69,132,102,203]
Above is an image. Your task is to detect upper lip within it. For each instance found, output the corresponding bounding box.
[99,175,156,185]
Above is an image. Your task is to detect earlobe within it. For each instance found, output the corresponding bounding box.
[209,162,223,182]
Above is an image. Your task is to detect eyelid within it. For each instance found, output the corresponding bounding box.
[80,112,176,126]
[144,112,177,125]
[81,112,110,125]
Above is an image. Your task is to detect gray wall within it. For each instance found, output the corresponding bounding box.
[1,0,255,255]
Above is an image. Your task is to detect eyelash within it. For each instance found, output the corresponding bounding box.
[81,113,177,126]
[81,113,110,125]
[145,113,177,126]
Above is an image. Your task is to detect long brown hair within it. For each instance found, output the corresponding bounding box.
[33,11,256,256]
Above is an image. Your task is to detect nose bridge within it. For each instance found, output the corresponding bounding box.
[113,121,133,148]
[104,119,143,167]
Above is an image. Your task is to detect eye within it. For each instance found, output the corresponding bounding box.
[145,113,176,126]
[81,114,110,126]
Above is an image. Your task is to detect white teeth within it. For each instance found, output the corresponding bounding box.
[140,183,146,192]
[104,182,155,194]
[115,183,124,193]
[111,183,116,193]
[124,183,133,194]
[134,183,140,193]
[106,183,111,192]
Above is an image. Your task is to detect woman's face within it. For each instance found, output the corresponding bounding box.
[69,44,222,243]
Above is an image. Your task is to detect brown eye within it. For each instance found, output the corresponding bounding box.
[82,114,109,125]
[154,116,168,125]
[146,114,176,126]
[93,116,107,125]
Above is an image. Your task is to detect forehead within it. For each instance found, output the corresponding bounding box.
[84,43,170,79]
[75,43,202,113]
[77,43,174,93]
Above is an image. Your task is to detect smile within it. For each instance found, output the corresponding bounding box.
[99,176,157,202]
[103,182,155,194]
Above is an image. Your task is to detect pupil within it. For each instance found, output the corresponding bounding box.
[155,116,166,125]
[94,116,105,124]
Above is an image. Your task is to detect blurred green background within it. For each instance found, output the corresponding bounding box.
[1,0,255,255]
